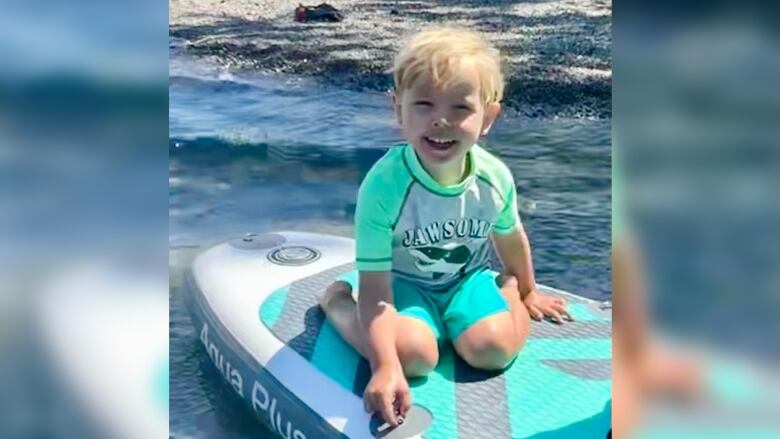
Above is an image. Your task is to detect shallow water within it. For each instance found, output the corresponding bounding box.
[169,49,611,437]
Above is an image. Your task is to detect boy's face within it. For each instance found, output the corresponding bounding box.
[392,66,501,169]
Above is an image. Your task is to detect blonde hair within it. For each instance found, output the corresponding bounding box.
[390,27,504,104]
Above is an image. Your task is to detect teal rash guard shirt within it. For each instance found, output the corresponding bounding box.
[355,143,521,290]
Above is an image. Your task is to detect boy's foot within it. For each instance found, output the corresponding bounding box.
[318,281,369,358]
[319,281,354,314]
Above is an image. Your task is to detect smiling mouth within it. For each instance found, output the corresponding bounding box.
[423,136,457,150]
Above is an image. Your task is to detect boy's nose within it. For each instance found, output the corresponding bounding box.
[431,117,449,128]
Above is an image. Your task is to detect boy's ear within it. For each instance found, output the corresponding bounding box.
[480,101,501,136]
[390,90,403,125]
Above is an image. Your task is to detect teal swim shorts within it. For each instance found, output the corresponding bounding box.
[337,268,509,342]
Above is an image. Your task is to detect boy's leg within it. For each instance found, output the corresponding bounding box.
[448,271,531,371]
[319,280,439,378]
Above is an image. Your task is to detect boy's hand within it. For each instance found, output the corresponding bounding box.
[363,363,411,428]
[522,290,573,324]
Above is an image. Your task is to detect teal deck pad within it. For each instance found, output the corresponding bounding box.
[260,263,612,438]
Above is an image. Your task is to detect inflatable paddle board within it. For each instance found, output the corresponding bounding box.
[184,231,611,438]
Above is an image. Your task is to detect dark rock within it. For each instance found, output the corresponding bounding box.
[294,3,344,23]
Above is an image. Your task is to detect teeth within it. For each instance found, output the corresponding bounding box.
[427,137,454,143]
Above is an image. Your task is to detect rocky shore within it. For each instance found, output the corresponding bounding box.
[170,0,611,118]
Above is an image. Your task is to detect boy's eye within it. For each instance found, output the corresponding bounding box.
[413,101,433,107]
[455,104,473,111]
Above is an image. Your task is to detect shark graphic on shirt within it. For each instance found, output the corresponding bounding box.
[408,241,473,274]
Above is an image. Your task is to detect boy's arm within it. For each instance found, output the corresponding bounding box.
[358,271,412,427]
[491,224,536,299]
[357,271,400,370]
[492,225,573,323]
[353,165,412,424]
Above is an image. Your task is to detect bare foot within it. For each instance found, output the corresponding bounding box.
[318,280,369,358]
[319,281,354,314]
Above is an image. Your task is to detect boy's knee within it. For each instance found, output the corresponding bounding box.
[399,351,437,378]
[497,274,518,290]
[462,340,518,370]
[396,330,438,378]
[457,321,519,370]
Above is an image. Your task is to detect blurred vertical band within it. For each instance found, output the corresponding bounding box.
[0,0,168,438]
[614,0,780,437]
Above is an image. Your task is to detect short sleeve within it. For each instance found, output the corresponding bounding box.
[492,181,521,234]
[355,178,394,271]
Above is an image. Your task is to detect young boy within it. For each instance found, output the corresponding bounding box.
[319,27,572,427]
